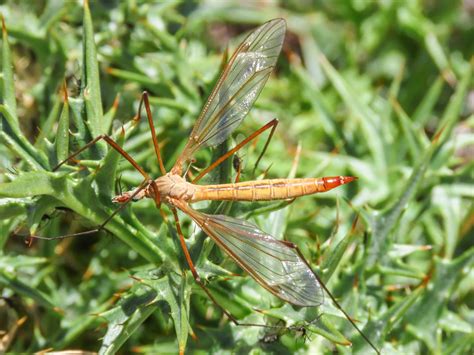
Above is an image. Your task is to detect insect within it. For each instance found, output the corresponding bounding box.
[46,18,378,353]
[261,324,312,344]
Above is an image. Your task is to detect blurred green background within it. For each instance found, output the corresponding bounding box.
[0,0,472,354]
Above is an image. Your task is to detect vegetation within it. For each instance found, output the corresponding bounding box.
[0,1,472,354]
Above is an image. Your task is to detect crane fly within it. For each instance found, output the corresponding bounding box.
[48,18,379,353]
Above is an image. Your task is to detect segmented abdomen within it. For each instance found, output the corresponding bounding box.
[191,176,355,202]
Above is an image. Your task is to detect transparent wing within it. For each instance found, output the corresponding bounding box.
[173,18,286,173]
[180,203,323,307]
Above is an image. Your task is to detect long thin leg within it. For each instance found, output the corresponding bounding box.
[170,208,239,324]
[38,132,154,241]
[284,240,380,355]
[54,133,151,180]
[252,118,278,175]
[27,179,151,241]
[169,207,277,328]
[136,91,167,175]
[192,118,279,183]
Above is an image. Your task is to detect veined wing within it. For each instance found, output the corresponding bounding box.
[179,203,323,307]
[172,18,286,174]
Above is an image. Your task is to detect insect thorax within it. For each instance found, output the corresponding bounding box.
[152,173,196,202]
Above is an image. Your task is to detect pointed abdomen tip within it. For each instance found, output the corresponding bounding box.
[322,176,357,190]
[342,176,357,184]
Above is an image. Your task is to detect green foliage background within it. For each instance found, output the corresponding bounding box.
[0,1,472,354]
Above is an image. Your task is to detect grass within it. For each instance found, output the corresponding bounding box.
[0,1,472,354]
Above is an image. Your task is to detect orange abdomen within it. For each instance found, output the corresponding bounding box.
[191,176,355,202]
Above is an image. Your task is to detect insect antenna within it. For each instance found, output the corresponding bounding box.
[25,179,150,242]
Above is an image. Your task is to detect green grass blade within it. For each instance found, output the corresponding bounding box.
[405,250,474,351]
[55,90,70,163]
[0,129,44,170]
[0,170,164,264]
[148,95,192,113]
[103,94,119,134]
[431,63,472,154]
[69,97,88,152]
[99,287,158,355]
[82,0,105,151]
[1,20,48,169]
[317,314,351,347]
[391,99,423,162]
[35,97,61,148]
[0,269,55,308]
[353,286,424,353]
[0,171,57,197]
[397,6,457,84]
[318,53,387,173]
[27,195,61,236]
[0,197,29,219]
[107,67,159,87]
[0,255,48,268]
[56,298,113,349]
[321,216,359,283]
[143,20,178,52]
[149,274,191,355]
[412,76,444,126]
[424,32,457,84]
[366,63,471,266]
[293,65,343,152]
[1,17,18,124]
